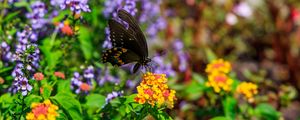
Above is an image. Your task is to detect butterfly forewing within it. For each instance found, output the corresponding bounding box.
[117,10,148,57]
[108,19,146,58]
[103,9,151,73]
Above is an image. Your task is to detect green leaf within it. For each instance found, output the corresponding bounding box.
[57,79,71,93]
[185,80,205,100]
[192,73,206,84]
[210,116,231,120]
[204,47,217,62]
[2,11,20,23]
[254,103,280,120]
[86,94,106,108]
[222,96,237,119]
[42,85,52,99]
[25,95,43,107]
[40,38,63,70]
[78,26,93,60]
[123,94,137,104]
[52,92,82,120]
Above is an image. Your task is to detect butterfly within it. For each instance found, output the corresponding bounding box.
[102,9,151,73]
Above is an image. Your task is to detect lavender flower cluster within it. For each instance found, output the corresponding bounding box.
[26,1,48,30]
[9,28,40,96]
[71,66,94,94]
[0,41,13,64]
[104,91,123,107]
[97,68,120,86]
[103,0,137,18]
[173,40,188,72]
[152,55,176,77]
[51,0,91,14]
[139,0,167,38]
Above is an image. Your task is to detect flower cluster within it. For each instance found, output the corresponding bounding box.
[71,66,94,94]
[0,41,13,64]
[152,56,176,77]
[54,71,65,79]
[26,100,59,120]
[10,28,40,96]
[34,72,44,81]
[139,0,166,38]
[97,68,120,86]
[205,72,233,93]
[59,0,91,17]
[134,72,176,109]
[173,40,188,72]
[205,59,233,93]
[105,91,123,105]
[10,72,33,96]
[205,59,231,74]
[103,0,137,18]
[236,82,258,103]
[26,1,48,30]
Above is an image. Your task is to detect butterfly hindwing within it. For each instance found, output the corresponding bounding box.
[102,47,140,66]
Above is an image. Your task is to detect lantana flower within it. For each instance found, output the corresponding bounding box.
[134,72,176,109]
[26,100,59,120]
[205,72,233,93]
[205,59,231,74]
[236,82,258,103]
[34,72,44,81]
[54,71,65,79]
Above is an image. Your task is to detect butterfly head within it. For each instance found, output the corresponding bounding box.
[141,57,151,65]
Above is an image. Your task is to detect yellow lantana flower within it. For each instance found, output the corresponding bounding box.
[26,100,59,120]
[205,59,231,74]
[236,82,258,103]
[206,72,233,93]
[134,72,176,109]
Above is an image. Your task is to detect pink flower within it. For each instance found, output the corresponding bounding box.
[34,72,44,81]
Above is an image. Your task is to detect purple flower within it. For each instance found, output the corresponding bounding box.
[233,2,253,18]
[102,27,112,49]
[15,76,33,96]
[173,40,188,72]
[126,79,137,88]
[0,41,13,63]
[104,91,123,106]
[139,0,166,38]
[10,63,33,96]
[71,66,95,94]
[14,29,40,72]
[97,69,120,86]
[60,0,91,14]
[152,55,176,77]
[9,28,39,96]
[26,1,49,30]
[50,0,65,7]
[103,0,137,18]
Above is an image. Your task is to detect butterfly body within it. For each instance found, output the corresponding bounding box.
[102,9,151,73]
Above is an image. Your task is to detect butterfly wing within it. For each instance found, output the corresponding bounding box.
[108,19,146,58]
[117,10,148,57]
[102,47,140,66]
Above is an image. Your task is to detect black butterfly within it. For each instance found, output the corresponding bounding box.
[102,9,151,73]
